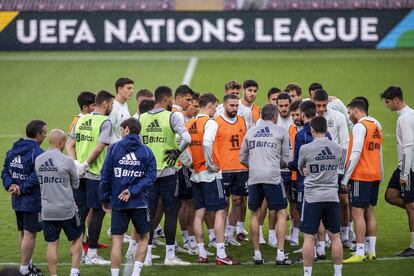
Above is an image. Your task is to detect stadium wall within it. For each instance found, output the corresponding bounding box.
[0,9,413,50]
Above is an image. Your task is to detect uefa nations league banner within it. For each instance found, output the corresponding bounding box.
[0,9,413,50]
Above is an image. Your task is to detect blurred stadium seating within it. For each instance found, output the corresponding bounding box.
[0,0,413,11]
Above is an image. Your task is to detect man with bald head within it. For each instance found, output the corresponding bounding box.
[35,129,83,276]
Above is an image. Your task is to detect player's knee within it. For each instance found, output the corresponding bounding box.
[384,189,397,204]
[232,196,242,207]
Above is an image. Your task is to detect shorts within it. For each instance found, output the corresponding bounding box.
[296,191,304,213]
[15,211,42,233]
[387,167,414,204]
[73,178,87,208]
[41,213,82,242]
[290,180,298,203]
[248,184,287,212]
[85,178,101,209]
[192,178,227,211]
[222,171,248,197]
[338,175,348,195]
[349,179,380,208]
[300,201,340,235]
[281,171,292,190]
[177,167,193,200]
[148,174,179,210]
[111,208,150,236]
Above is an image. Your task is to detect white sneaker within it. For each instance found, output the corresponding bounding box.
[175,244,189,254]
[125,247,136,258]
[290,239,300,246]
[268,238,278,248]
[259,236,266,245]
[84,255,111,265]
[144,259,152,266]
[242,228,249,235]
[342,240,354,249]
[208,238,217,248]
[227,237,241,246]
[164,256,191,266]
[152,254,160,260]
[123,234,132,243]
[153,237,165,246]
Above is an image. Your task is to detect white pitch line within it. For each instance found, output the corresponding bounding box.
[0,56,190,61]
[1,256,413,267]
[182,57,198,85]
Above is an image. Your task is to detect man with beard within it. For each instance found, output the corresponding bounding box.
[139,86,191,266]
[66,90,115,265]
[215,94,249,247]
[215,81,242,117]
[288,100,302,246]
[186,93,240,265]
[239,80,261,127]
[342,99,383,263]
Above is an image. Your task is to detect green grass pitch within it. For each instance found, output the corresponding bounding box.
[0,49,414,275]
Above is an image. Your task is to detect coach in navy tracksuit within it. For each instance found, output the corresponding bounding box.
[1,120,47,276]
[288,101,331,213]
[100,118,156,276]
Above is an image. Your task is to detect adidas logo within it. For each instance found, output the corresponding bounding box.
[315,147,336,161]
[145,119,162,132]
[188,122,197,134]
[372,127,381,139]
[253,126,272,137]
[119,152,141,166]
[79,119,92,131]
[10,155,23,169]
[39,158,58,172]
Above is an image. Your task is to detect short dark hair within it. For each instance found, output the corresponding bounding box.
[286,83,302,96]
[120,118,141,135]
[192,92,200,101]
[136,89,153,101]
[309,82,323,92]
[261,104,278,120]
[115,77,134,93]
[154,86,173,103]
[95,90,114,105]
[352,96,369,113]
[225,80,241,91]
[347,99,368,114]
[77,91,95,109]
[243,79,258,89]
[139,99,155,114]
[276,92,292,104]
[380,86,403,101]
[300,101,316,119]
[310,116,327,134]
[289,100,301,112]
[223,94,239,102]
[175,85,194,99]
[26,120,46,139]
[267,87,281,99]
[314,89,329,102]
[198,93,218,108]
